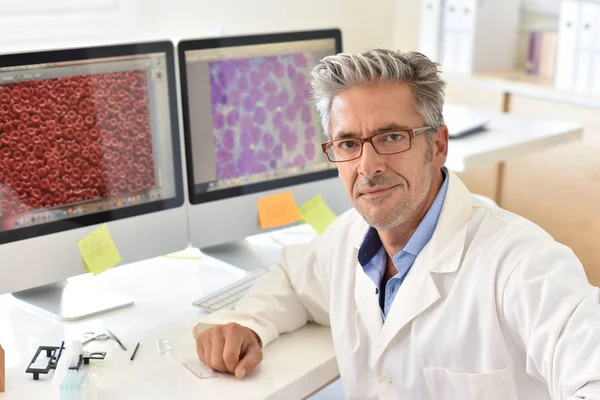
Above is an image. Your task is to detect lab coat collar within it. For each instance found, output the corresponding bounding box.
[349,170,472,275]
[427,171,472,274]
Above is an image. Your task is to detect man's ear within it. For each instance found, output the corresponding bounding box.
[433,125,449,166]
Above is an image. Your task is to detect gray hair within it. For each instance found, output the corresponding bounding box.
[309,49,446,138]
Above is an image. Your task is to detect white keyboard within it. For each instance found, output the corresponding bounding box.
[192,268,269,312]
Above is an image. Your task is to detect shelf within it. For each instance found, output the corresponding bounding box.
[443,69,600,110]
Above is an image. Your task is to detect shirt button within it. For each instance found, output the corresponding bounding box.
[379,373,393,384]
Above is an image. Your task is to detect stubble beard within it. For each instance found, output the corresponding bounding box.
[354,166,434,230]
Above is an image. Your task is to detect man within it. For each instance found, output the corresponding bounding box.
[193,49,600,399]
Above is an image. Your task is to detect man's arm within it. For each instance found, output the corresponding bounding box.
[502,244,600,399]
[193,236,330,348]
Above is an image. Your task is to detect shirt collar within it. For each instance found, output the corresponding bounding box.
[358,168,449,266]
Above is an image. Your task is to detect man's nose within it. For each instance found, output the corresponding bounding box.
[357,142,386,178]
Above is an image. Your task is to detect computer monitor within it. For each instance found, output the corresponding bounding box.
[178,29,351,266]
[0,41,188,320]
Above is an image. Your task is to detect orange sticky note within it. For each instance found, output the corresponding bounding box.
[257,191,302,229]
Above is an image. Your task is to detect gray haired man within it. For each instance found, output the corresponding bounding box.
[193,49,600,399]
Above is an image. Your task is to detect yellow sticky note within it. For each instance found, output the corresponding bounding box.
[78,224,122,275]
[257,191,302,229]
[299,194,337,234]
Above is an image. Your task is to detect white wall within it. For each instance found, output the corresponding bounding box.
[152,0,399,51]
[392,0,422,52]
[0,1,153,53]
[0,0,406,54]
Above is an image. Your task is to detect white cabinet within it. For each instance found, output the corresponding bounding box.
[456,32,475,73]
[441,33,459,71]
[419,0,444,62]
[441,32,475,73]
[460,0,478,31]
[579,2,597,50]
[555,0,600,94]
[555,1,580,91]
[418,0,521,74]
[443,0,461,31]
[575,51,594,93]
[594,54,600,96]
[595,5,600,52]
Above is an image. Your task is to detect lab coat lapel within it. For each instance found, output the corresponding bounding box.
[373,171,473,364]
[374,248,440,361]
[349,212,384,344]
[354,264,384,343]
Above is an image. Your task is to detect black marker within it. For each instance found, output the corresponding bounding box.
[130,342,140,361]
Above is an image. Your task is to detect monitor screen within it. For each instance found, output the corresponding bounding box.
[0,42,184,244]
[179,30,342,205]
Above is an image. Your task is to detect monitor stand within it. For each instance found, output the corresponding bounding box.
[200,239,276,273]
[199,225,317,273]
[12,280,134,321]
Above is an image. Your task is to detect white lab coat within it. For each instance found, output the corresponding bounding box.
[194,171,600,400]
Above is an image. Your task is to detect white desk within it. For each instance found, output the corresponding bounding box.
[0,108,583,399]
[0,227,338,400]
[444,104,582,204]
[445,104,583,172]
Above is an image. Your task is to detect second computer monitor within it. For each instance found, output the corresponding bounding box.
[179,29,350,250]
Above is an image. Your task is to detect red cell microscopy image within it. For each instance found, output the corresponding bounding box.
[0,70,155,216]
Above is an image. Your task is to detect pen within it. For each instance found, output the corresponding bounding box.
[106,329,127,351]
[130,342,140,361]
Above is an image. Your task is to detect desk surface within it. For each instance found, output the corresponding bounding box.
[445,104,582,172]
[0,228,338,400]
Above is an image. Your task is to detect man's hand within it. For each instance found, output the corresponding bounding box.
[195,322,263,379]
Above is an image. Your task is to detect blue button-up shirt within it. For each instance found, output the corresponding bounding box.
[358,169,449,320]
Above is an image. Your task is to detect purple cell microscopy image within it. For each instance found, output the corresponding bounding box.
[238,75,249,91]
[213,112,225,130]
[229,90,243,107]
[209,53,325,179]
[222,130,235,150]
[254,107,267,125]
[263,132,275,149]
[227,109,239,127]
[251,126,262,145]
[264,80,277,94]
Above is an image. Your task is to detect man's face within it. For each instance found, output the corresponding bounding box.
[329,82,447,229]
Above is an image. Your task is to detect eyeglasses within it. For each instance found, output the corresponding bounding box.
[321,126,432,162]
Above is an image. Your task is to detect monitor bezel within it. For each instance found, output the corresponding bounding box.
[178,29,342,205]
[0,40,185,245]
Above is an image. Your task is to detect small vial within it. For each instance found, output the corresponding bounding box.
[182,357,214,379]
[155,339,173,356]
